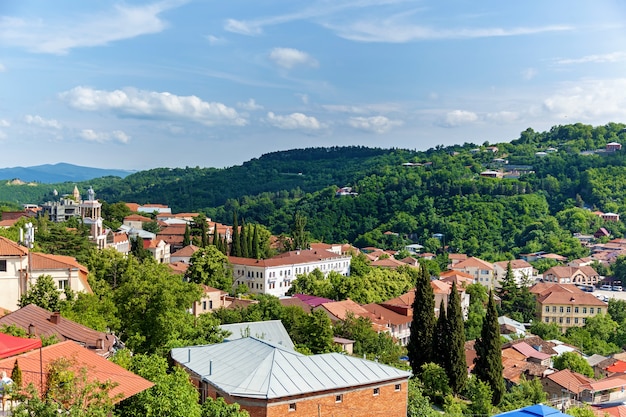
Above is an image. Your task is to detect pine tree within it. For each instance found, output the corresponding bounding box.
[446,281,468,394]
[407,263,436,375]
[11,359,22,387]
[433,299,448,370]
[252,224,260,259]
[497,261,517,314]
[211,223,218,246]
[231,212,241,257]
[240,219,248,258]
[473,290,505,405]
[200,218,208,248]
[183,224,191,247]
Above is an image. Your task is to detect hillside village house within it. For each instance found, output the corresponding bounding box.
[494,260,535,286]
[450,256,496,289]
[229,249,351,297]
[0,236,91,311]
[531,283,607,332]
[171,338,411,417]
[542,265,600,286]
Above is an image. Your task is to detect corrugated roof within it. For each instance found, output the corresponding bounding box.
[220,320,295,350]
[0,341,153,402]
[171,338,410,399]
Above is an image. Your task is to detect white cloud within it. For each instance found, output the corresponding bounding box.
[348,116,403,133]
[237,98,263,111]
[328,19,571,43]
[522,68,537,80]
[80,129,130,144]
[555,52,626,65]
[269,48,318,69]
[322,102,402,114]
[542,78,626,120]
[296,93,309,104]
[0,119,10,127]
[440,110,478,127]
[0,1,183,54]
[59,86,247,126]
[224,19,262,36]
[206,35,226,45]
[24,114,62,129]
[266,112,321,130]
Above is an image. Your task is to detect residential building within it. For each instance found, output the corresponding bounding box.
[315,299,390,333]
[542,266,600,286]
[362,303,412,345]
[171,337,411,417]
[192,285,228,316]
[144,238,170,264]
[541,368,593,404]
[450,256,496,288]
[171,244,201,264]
[229,249,351,297]
[40,197,81,222]
[0,304,120,357]
[0,236,92,311]
[530,283,607,332]
[606,142,622,152]
[123,214,153,229]
[0,341,153,402]
[580,374,626,404]
[493,260,535,286]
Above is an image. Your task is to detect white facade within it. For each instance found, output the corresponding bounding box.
[493,260,535,287]
[230,250,351,297]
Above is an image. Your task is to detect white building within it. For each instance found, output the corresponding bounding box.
[493,259,535,286]
[229,249,351,297]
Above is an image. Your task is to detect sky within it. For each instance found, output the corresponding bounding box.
[2,1,626,170]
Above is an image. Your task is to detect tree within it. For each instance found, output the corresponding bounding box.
[183,223,191,247]
[289,211,310,250]
[201,397,249,417]
[11,359,22,388]
[130,236,151,262]
[231,211,241,257]
[433,300,448,371]
[251,224,259,259]
[529,321,561,340]
[464,376,493,417]
[185,246,233,292]
[18,275,64,312]
[446,282,467,394]
[298,309,335,354]
[420,362,450,403]
[473,290,505,405]
[407,264,436,375]
[553,352,594,377]
[240,218,248,258]
[407,378,438,417]
[499,376,547,412]
[498,261,517,313]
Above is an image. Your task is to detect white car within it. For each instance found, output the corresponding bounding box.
[600,285,612,291]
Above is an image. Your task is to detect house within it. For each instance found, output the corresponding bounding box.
[530,283,607,332]
[362,303,412,345]
[105,230,130,254]
[171,337,411,417]
[144,238,170,264]
[498,316,527,338]
[192,285,228,316]
[542,266,600,286]
[439,270,475,288]
[0,236,92,310]
[123,214,153,230]
[541,368,593,403]
[493,260,535,286]
[170,244,201,264]
[229,249,351,297]
[579,373,626,404]
[594,211,621,222]
[508,341,552,366]
[370,257,407,269]
[156,223,187,252]
[291,294,334,308]
[0,304,120,357]
[0,340,153,403]
[606,142,622,152]
[219,320,294,349]
[315,299,389,333]
[448,253,468,265]
[480,170,503,178]
[450,256,496,288]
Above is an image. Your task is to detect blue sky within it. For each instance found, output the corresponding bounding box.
[2,1,626,170]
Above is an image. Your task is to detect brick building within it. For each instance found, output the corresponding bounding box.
[171,337,410,417]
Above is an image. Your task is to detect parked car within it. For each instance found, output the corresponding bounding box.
[613,285,623,292]
[596,294,609,302]
[600,285,612,291]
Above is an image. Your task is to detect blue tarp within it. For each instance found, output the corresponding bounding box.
[495,404,573,417]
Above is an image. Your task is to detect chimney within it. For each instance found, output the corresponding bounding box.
[97,338,104,350]
[28,323,36,336]
[50,312,61,325]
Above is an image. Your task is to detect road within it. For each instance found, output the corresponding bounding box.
[592,289,626,301]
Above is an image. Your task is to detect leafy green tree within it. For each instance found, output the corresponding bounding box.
[609,299,626,324]
[298,309,335,354]
[420,362,450,403]
[11,359,22,388]
[35,219,95,263]
[553,352,594,377]
[18,275,65,311]
[334,312,402,365]
[499,376,547,412]
[408,264,435,375]
[498,261,517,313]
[567,405,600,417]
[473,290,505,405]
[114,353,202,417]
[201,397,249,417]
[446,282,467,394]
[464,376,493,417]
[529,321,561,340]
[289,211,310,250]
[142,221,160,234]
[185,246,233,292]
[407,378,438,417]
[130,236,151,262]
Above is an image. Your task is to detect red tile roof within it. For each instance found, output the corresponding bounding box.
[510,341,551,361]
[607,360,626,374]
[531,283,606,306]
[362,303,412,326]
[123,214,153,222]
[0,236,28,256]
[452,256,494,270]
[546,369,593,394]
[171,244,201,258]
[0,341,153,402]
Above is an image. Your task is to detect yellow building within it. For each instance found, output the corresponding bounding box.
[530,283,607,332]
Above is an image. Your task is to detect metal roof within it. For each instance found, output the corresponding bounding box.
[220,320,295,350]
[171,338,410,399]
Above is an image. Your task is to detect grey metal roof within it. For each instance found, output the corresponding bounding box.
[586,354,608,367]
[171,338,411,400]
[220,320,295,350]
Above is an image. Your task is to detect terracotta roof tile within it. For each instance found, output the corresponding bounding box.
[0,236,28,256]
[452,256,494,270]
[546,369,593,394]
[171,244,201,258]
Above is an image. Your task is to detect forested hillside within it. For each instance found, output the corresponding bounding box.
[3,122,626,261]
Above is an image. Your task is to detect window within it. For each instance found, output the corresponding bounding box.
[373,388,380,396]
[575,318,579,324]
[559,317,563,323]
[583,307,587,314]
[590,308,595,314]
[395,384,401,392]
[289,403,296,412]
[0,260,6,272]
[544,317,549,323]
[335,394,343,403]
[58,279,69,290]
[552,306,557,313]
[545,306,550,312]
[566,317,571,324]
[598,308,602,314]
[559,306,564,313]
[202,301,207,310]
[209,300,213,309]
[575,307,579,313]
[566,307,571,313]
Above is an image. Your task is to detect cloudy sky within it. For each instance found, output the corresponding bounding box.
[2,1,626,170]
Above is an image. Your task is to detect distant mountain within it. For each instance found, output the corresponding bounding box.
[0,163,134,183]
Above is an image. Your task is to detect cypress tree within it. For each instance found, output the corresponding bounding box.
[433,299,448,370]
[183,224,191,247]
[222,235,229,255]
[497,261,517,315]
[231,211,241,257]
[11,359,22,387]
[252,224,260,259]
[473,290,505,405]
[240,218,249,258]
[407,263,436,376]
[446,281,468,394]
[211,223,218,246]
[247,224,254,257]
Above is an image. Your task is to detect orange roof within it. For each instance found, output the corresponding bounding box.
[501,347,526,361]
[125,202,141,212]
[595,405,626,417]
[319,299,369,321]
[431,279,451,295]
[168,261,188,275]
[123,214,153,222]
[581,373,626,392]
[546,369,593,394]
[448,254,467,261]
[0,341,153,402]
[0,236,28,256]
[531,284,606,306]
[494,259,533,269]
[171,244,201,258]
[362,303,412,326]
[607,360,626,373]
[370,257,407,269]
[452,256,493,270]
